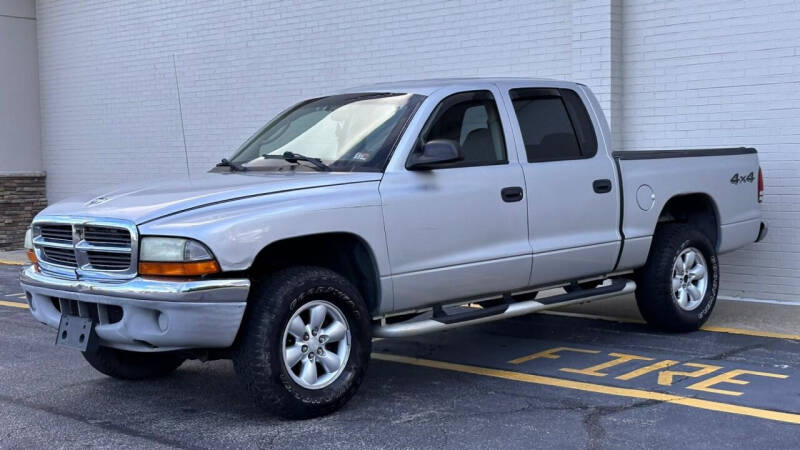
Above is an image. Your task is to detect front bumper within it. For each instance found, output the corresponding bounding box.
[20,266,250,352]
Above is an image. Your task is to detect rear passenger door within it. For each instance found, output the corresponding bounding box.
[499,86,621,286]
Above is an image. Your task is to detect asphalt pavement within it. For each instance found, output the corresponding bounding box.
[1,264,799,449]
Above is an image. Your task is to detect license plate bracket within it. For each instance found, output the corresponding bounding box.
[56,314,97,351]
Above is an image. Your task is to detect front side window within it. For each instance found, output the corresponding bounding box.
[228,93,424,172]
[413,90,507,168]
[510,88,597,163]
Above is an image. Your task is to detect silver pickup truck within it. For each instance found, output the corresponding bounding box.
[20,78,767,418]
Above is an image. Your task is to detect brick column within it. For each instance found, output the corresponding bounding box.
[0,173,47,250]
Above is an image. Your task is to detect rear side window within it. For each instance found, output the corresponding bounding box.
[561,89,597,158]
[510,88,597,163]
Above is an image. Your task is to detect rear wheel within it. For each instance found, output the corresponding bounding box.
[234,266,371,419]
[82,346,184,380]
[634,224,719,331]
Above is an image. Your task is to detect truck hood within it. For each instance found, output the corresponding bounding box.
[39,171,383,225]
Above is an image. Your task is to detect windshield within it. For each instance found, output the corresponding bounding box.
[227,92,424,172]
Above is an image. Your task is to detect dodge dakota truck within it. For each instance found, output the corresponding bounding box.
[20,78,767,418]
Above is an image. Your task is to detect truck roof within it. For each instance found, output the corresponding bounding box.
[340,77,573,96]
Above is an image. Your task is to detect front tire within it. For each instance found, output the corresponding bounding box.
[634,224,719,332]
[82,346,184,380]
[234,266,371,419]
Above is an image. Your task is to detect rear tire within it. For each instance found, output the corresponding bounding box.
[634,224,719,332]
[234,266,371,419]
[82,346,184,380]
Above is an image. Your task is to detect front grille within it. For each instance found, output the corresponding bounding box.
[87,251,131,271]
[33,219,137,278]
[40,224,73,243]
[84,226,131,248]
[41,246,78,267]
[53,298,124,324]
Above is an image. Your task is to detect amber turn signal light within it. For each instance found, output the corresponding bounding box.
[26,249,38,265]
[138,260,220,277]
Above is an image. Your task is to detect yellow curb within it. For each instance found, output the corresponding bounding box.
[700,325,800,341]
[0,259,27,266]
[0,300,28,309]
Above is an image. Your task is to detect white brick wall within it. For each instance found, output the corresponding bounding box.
[622,0,800,301]
[36,0,574,197]
[35,0,800,301]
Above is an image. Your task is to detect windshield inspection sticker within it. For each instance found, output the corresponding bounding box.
[353,152,371,161]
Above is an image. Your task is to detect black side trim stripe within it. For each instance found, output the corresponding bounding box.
[611,157,625,272]
[613,147,756,160]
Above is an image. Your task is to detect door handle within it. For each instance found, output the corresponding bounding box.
[593,179,612,194]
[501,186,524,202]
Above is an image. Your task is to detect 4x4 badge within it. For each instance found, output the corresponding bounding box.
[730,172,754,185]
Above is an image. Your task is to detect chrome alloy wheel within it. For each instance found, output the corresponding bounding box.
[281,300,351,390]
[671,247,708,311]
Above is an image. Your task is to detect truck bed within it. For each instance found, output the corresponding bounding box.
[612,147,761,271]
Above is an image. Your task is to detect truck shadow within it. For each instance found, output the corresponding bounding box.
[17,312,797,448]
[71,314,693,420]
[37,313,793,422]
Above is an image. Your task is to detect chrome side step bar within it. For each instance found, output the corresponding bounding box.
[373,278,636,338]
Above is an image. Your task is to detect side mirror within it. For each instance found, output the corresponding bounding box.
[406,139,463,170]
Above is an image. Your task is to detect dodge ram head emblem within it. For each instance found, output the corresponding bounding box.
[86,195,111,206]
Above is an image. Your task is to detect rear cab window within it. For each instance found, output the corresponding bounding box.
[509,88,597,163]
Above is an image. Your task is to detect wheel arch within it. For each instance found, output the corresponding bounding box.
[655,192,720,250]
[246,232,382,314]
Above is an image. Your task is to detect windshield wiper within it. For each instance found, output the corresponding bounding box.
[216,158,247,172]
[262,152,331,172]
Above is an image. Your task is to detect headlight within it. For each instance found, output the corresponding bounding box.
[138,237,220,276]
[24,228,33,250]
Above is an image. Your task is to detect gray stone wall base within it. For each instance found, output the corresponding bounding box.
[0,173,47,250]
